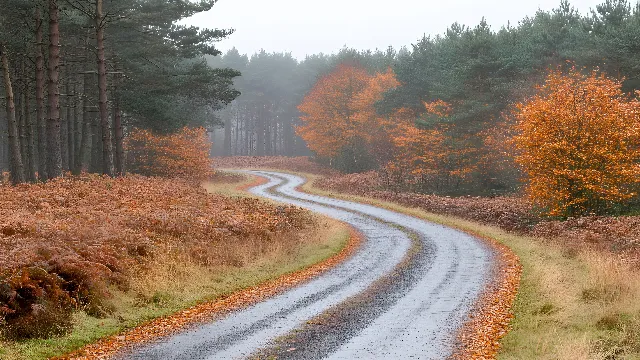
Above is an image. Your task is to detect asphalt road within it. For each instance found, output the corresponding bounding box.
[118,171,493,359]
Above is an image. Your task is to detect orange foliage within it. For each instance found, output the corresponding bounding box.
[513,67,640,216]
[387,101,476,188]
[298,65,478,188]
[297,64,371,158]
[126,127,213,183]
[296,65,402,163]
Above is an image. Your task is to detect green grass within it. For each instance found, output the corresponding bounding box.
[0,175,351,360]
[296,172,640,360]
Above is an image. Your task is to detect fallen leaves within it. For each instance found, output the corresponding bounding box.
[452,234,522,359]
[55,229,362,359]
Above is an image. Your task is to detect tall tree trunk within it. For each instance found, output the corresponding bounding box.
[264,113,272,155]
[0,110,7,172]
[68,77,76,169]
[1,45,25,184]
[90,104,102,173]
[24,68,37,182]
[46,0,63,179]
[35,6,48,180]
[256,105,265,156]
[112,71,124,176]
[234,106,240,155]
[16,69,26,167]
[74,65,92,175]
[283,115,293,156]
[74,71,82,165]
[74,32,92,175]
[244,108,250,155]
[61,74,69,170]
[96,0,113,176]
[223,115,231,156]
[17,62,26,167]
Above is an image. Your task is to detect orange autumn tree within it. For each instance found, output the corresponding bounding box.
[297,64,401,172]
[297,64,371,159]
[388,101,450,182]
[126,127,214,183]
[514,67,640,216]
[388,100,477,192]
[353,68,402,165]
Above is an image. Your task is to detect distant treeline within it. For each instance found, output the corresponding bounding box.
[212,0,640,196]
[207,47,399,157]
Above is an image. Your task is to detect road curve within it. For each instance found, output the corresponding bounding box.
[118,171,493,359]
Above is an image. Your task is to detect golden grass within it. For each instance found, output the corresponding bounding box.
[0,175,351,360]
[295,172,640,360]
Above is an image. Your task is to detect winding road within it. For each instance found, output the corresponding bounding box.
[118,171,494,359]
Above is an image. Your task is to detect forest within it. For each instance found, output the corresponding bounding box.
[0,0,239,183]
[3,0,640,215]
[209,0,640,216]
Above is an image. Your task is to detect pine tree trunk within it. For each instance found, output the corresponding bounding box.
[0,111,7,172]
[46,0,63,179]
[90,105,102,173]
[74,32,92,175]
[61,76,69,171]
[223,116,231,156]
[234,107,240,156]
[74,68,92,175]
[74,72,82,165]
[112,72,124,176]
[24,69,37,182]
[264,114,272,155]
[283,115,293,156]
[68,78,76,169]
[1,45,25,184]
[17,71,26,167]
[35,6,48,180]
[256,106,265,156]
[95,0,113,176]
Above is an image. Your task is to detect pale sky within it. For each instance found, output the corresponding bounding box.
[185,0,610,59]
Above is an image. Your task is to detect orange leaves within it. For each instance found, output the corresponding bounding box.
[297,65,478,188]
[126,127,214,183]
[513,67,640,216]
[297,64,371,158]
[386,100,477,187]
[296,65,400,161]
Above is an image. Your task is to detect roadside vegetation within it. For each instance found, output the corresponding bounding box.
[300,173,640,359]
[0,130,352,359]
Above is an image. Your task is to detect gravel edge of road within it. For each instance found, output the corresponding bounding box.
[291,172,523,359]
[54,177,363,360]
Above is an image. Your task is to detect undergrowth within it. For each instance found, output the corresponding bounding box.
[0,173,350,359]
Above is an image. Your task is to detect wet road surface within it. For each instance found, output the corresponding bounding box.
[118,171,493,359]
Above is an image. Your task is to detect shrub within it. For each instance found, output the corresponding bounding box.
[513,67,640,217]
[126,127,214,182]
[0,267,75,339]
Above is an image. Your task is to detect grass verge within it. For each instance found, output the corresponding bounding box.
[0,173,352,360]
[295,172,640,360]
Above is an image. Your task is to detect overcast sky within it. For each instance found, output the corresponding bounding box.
[184,0,608,59]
